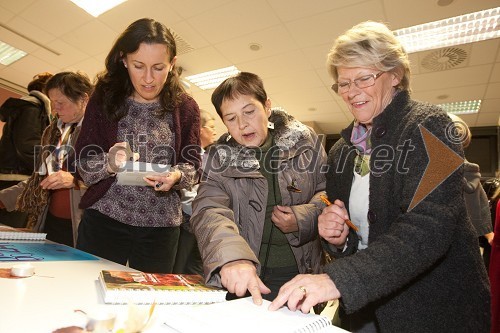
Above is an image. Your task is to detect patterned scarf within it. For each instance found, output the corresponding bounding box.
[350,122,372,176]
[16,121,62,229]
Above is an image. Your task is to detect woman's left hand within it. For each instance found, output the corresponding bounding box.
[40,171,75,190]
[144,170,181,191]
[272,205,298,233]
[268,273,340,313]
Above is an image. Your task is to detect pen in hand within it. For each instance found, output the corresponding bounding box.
[319,194,359,232]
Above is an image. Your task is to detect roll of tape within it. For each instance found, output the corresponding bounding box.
[11,263,35,277]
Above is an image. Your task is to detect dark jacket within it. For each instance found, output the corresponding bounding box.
[323,91,490,332]
[463,160,492,236]
[74,92,201,209]
[0,92,51,176]
[192,109,326,286]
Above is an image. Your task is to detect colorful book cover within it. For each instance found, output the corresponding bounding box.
[99,270,227,304]
[0,242,98,262]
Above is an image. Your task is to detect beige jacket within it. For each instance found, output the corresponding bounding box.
[191,109,327,287]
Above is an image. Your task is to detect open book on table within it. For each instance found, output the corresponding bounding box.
[162,297,343,333]
[98,270,227,305]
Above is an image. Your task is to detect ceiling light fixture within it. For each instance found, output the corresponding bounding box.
[70,0,127,17]
[439,100,481,114]
[185,66,240,90]
[0,41,27,65]
[394,7,499,53]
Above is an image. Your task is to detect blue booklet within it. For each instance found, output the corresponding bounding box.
[0,242,98,262]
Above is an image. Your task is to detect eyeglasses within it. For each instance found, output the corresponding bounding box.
[332,72,385,94]
[202,125,216,131]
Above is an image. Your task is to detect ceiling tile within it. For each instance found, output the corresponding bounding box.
[20,0,91,36]
[32,39,90,69]
[285,0,386,48]
[491,63,500,83]
[176,46,231,76]
[469,39,500,66]
[5,55,58,86]
[5,16,55,45]
[302,43,334,71]
[61,20,117,57]
[413,85,488,105]
[0,0,36,14]
[187,0,279,44]
[214,25,298,64]
[264,70,324,95]
[163,0,233,19]
[485,82,500,99]
[476,111,499,126]
[239,52,311,79]
[98,0,181,33]
[0,24,40,53]
[168,20,209,50]
[412,65,493,92]
[0,5,15,23]
[479,99,500,114]
[267,0,371,22]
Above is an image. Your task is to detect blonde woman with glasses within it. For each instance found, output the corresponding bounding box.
[270,21,490,333]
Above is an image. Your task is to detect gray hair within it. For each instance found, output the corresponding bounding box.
[326,21,411,92]
[200,109,215,127]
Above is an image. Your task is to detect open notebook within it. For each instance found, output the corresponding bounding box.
[162,297,342,333]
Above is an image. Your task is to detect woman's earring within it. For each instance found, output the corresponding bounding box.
[226,133,232,142]
[267,121,275,129]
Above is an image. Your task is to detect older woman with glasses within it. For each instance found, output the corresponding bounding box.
[270,21,490,332]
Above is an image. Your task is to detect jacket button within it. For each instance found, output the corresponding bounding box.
[367,210,377,223]
[374,126,386,138]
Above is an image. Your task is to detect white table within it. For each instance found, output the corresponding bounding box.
[0,242,348,333]
[0,243,181,332]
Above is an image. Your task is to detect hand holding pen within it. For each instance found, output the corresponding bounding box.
[320,195,359,232]
[318,194,357,248]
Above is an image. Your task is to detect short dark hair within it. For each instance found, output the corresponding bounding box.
[211,72,267,118]
[45,71,94,103]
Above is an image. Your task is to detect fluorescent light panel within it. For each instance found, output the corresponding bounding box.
[394,7,500,53]
[186,66,240,90]
[0,41,27,65]
[70,0,127,17]
[439,100,481,114]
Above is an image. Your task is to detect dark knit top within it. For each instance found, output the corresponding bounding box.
[75,92,201,210]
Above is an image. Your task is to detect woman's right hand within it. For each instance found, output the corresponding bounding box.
[318,199,350,248]
[106,142,139,174]
[220,259,271,305]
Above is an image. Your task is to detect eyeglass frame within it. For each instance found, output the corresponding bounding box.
[331,71,385,94]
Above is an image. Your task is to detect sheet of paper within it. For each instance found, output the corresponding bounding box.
[116,162,170,186]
